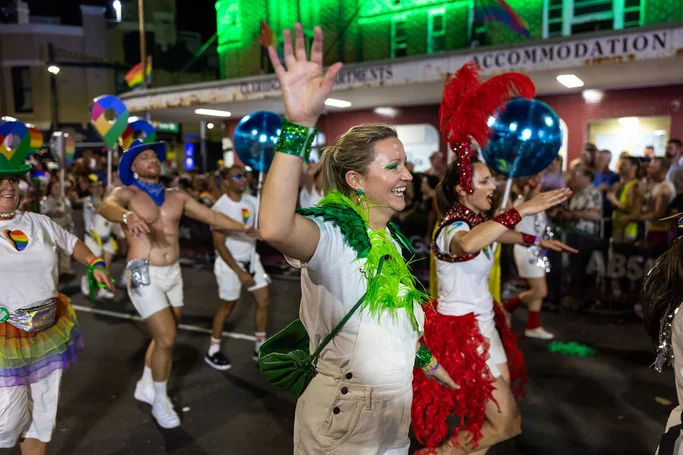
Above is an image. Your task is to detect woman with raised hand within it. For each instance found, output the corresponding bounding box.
[260,23,456,454]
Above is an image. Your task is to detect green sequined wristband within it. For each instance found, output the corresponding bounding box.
[415,344,433,369]
[275,118,318,160]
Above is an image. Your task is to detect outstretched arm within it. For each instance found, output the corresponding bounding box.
[450,188,571,256]
[260,24,343,262]
[182,192,246,232]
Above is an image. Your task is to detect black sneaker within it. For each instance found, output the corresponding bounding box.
[205,352,232,371]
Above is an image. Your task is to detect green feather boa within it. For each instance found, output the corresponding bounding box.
[297,191,427,328]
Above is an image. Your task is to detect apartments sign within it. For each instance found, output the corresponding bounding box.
[121,28,681,112]
[471,30,672,73]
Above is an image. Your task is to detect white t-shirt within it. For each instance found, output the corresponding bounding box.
[299,186,323,209]
[211,193,258,262]
[435,221,497,323]
[83,196,114,240]
[0,212,78,312]
[288,217,424,386]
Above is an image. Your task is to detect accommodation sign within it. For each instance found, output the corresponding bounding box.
[472,30,671,73]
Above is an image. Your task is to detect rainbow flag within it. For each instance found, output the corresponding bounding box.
[124,56,152,89]
[260,21,277,48]
[475,0,530,38]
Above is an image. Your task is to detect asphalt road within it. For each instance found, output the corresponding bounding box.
[6,260,673,455]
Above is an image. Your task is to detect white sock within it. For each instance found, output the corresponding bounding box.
[140,366,153,385]
[208,337,221,356]
[152,380,168,403]
[255,332,267,353]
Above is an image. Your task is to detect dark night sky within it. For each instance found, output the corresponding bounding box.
[4,0,217,41]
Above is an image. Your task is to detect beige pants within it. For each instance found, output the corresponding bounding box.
[294,372,412,454]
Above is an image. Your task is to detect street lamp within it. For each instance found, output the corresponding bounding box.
[47,65,60,75]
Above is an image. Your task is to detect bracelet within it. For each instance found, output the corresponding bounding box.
[415,344,433,369]
[521,233,541,247]
[492,208,522,230]
[275,118,317,160]
[429,361,440,372]
[87,257,112,304]
[122,211,134,225]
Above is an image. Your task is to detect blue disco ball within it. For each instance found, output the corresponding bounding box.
[482,99,562,178]
[233,111,282,172]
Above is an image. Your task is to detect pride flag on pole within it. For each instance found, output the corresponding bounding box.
[124,56,152,89]
[260,20,277,49]
[474,0,530,38]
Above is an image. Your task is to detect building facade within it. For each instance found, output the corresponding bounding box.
[216,0,683,79]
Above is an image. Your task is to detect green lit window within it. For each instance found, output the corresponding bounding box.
[391,17,408,58]
[543,0,642,38]
[428,9,446,54]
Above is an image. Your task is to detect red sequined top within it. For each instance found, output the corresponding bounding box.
[432,202,487,263]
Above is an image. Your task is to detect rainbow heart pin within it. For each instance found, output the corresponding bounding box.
[242,208,251,224]
[4,229,29,252]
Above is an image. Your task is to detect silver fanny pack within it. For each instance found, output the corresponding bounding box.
[128,258,151,288]
[8,299,57,332]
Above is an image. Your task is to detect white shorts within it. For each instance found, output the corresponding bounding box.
[85,234,115,256]
[513,245,546,279]
[126,262,184,319]
[478,318,507,378]
[0,369,62,447]
[214,254,270,301]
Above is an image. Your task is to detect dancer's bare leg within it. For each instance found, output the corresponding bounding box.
[144,306,183,381]
[20,438,46,455]
[432,363,520,455]
[252,287,270,333]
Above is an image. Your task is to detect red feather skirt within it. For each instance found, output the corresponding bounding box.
[411,301,527,449]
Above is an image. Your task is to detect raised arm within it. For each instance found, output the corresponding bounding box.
[98,186,150,236]
[449,188,571,256]
[260,23,343,262]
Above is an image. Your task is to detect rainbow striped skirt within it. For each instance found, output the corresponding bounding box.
[0,294,83,388]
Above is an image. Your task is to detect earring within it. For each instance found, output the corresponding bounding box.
[356,189,364,196]
[133,172,139,180]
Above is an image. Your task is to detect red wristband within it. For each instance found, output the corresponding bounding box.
[492,208,522,229]
[521,233,535,247]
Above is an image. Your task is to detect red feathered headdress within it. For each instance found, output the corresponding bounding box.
[439,62,535,193]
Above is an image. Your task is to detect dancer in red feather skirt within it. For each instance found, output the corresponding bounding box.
[411,63,577,455]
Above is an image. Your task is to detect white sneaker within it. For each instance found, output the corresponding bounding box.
[97,288,115,300]
[80,275,90,296]
[151,396,181,429]
[525,327,555,340]
[134,380,154,405]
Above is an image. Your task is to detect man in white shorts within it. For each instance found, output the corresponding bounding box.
[205,165,271,370]
[99,140,252,429]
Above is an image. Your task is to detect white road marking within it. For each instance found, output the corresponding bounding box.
[72,304,257,341]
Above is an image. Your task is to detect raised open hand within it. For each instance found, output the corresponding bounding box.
[267,23,343,128]
[517,188,572,217]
